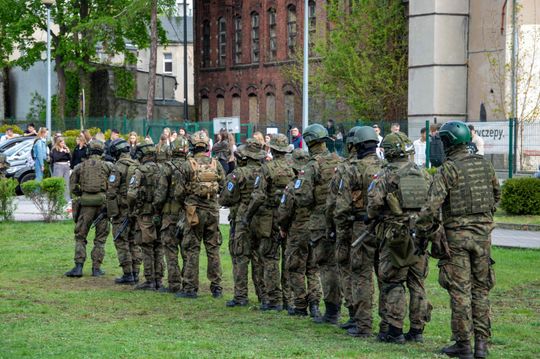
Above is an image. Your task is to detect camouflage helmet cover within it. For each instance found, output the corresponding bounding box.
[268,133,292,153]
[190,131,209,148]
[171,136,190,156]
[381,131,414,159]
[155,144,171,162]
[291,148,309,171]
[87,140,105,155]
[136,140,156,157]
[303,124,329,145]
[244,138,266,159]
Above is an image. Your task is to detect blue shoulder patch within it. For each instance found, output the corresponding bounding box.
[108,174,116,183]
[368,180,376,192]
[254,176,261,188]
[129,176,136,186]
[227,181,234,192]
[339,178,344,190]
[280,193,287,204]
[294,179,302,189]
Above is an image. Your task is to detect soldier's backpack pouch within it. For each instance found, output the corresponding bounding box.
[186,205,199,227]
[384,222,419,268]
[106,195,120,219]
[429,223,451,260]
[80,193,106,206]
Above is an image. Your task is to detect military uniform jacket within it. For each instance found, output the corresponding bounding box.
[277,180,310,232]
[220,160,262,217]
[127,160,161,215]
[107,154,139,211]
[70,154,112,199]
[419,147,501,237]
[155,157,186,216]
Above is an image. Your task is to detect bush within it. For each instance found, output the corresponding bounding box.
[0,178,18,221]
[500,178,540,215]
[21,178,67,222]
[0,124,24,135]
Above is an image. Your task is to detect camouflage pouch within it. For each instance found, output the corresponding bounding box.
[106,196,120,219]
[429,224,451,260]
[385,222,419,268]
[185,205,199,227]
[80,193,106,206]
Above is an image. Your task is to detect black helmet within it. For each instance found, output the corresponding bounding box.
[353,126,379,145]
[110,138,130,159]
[346,126,361,145]
[439,121,472,150]
[303,124,329,146]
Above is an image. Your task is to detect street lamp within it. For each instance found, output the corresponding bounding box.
[302,0,309,131]
[42,0,54,139]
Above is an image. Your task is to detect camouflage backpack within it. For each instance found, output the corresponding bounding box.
[138,162,160,203]
[265,158,295,206]
[188,157,220,198]
[313,153,341,206]
[386,162,429,214]
[80,157,107,194]
[350,158,382,211]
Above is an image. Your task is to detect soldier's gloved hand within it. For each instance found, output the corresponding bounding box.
[152,215,162,226]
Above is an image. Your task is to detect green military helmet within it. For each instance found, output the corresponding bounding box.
[291,148,309,171]
[439,121,472,149]
[346,126,361,145]
[381,131,414,159]
[268,133,292,153]
[354,126,379,145]
[302,123,329,146]
[155,145,171,162]
[87,139,105,156]
[244,138,266,159]
[235,144,248,160]
[136,140,156,158]
[171,136,190,156]
[109,138,130,159]
[190,130,209,148]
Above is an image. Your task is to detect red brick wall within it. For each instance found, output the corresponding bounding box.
[194,0,326,130]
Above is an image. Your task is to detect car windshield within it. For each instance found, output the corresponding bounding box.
[5,140,33,157]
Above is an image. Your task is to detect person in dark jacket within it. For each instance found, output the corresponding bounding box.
[50,136,72,203]
[71,135,87,169]
[212,129,232,173]
[291,127,304,149]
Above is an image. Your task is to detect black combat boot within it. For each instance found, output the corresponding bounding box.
[262,303,283,311]
[175,290,198,298]
[65,263,83,278]
[404,327,424,343]
[155,279,163,291]
[340,306,356,330]
[380,325,405,344]
[132,272,139,283]
[211,288,223,298]
[474,338,488,359]
[226,299,249,307]
[309,302,321,318]
[115,272,135,285]
[347,326,372,338]
[134,280,156,291]
[289,307,308,316]
[441,340,473,359]
[92,267,105,277]
[313,302,340,324]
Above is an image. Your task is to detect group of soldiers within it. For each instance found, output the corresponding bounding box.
[64,121,500,359]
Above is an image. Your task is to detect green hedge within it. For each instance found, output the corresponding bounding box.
[21,177,67,222]
[500,178,540,215]
[0,178,18,220]
[0,124,24,135]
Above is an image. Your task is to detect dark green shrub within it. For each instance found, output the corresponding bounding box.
[0,178,18,221]
[0,124,24,135]
[21,178,67,222]
[500,178,540,215]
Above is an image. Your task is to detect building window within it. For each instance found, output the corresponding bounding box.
[248,94,259,124]
[308,1,316,56]
[266,93,276,123]
[268,8,277,61]
[285,91,295,125]
[202,20,211,67]
[201,96,210,121]
[163,53,173,73]
[232,94,241,117]
[234,16,242,64]
[218,17,226,66]
[251,12,260,63]
[287,5,297,58]
[217,95,225,117]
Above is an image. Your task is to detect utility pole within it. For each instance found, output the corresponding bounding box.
[302,0,309,130]
[183,1,189,121]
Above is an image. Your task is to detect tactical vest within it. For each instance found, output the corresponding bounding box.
[313,153,341,207]
[80,157,107,194]
[188,157,220,198]
[385,162,429,215]
[266,158,295,207]
[138,162,159,204]
[351,156,381,213]
[239,164,260,205]
[162,159,184,215]
[117,157,138,196]
[443,154,495,216]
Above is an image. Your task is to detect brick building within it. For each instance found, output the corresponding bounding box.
[194,0,325,130]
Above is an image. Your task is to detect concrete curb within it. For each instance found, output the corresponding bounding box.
[495,223,540,232]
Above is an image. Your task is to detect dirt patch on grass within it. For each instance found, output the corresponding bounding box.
[492,280,540,313]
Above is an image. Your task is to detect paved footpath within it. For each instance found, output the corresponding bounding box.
[10,199,540,249]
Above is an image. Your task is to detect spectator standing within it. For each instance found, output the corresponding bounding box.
[373,124,384,159]
[429,123,446,167]
[253,131,265,145]
[290,127,304,149]
[33,127,49,182]
[468,124,485,155]
[162,127,171,146]
[128,131,138,159]
[227,132,237,173]
[413,127,427,166]
[81,129,92,143]
[24,123,38,136]
[325,119,336,152]
[0,128,20,142]
[335,124,345,156]
[171,131,178,142]
[212,129,231,173]
[104,129,120,162]
[391,123,400,133]
[71,135,87,169]
[202,128,213,151]
[50,136,72,203]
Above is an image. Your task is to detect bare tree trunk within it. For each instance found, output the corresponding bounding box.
[146,0,158,121]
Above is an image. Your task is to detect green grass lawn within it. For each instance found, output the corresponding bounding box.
[0,221,538,358]
[494,210,540,226]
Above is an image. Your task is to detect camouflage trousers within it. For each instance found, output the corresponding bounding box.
[229,219,264,302]
[258,212,282,306]
[438,230,495,342]
[160,213,184,292]
[312,230,341,307]
[182,207,222,293]
[74,205,110,268]
[112,213,142,275]
[137,215,164,283]
[378,244,431,330]
[281,236,292,308]
[285,225,321,310]
[336,229,354,311]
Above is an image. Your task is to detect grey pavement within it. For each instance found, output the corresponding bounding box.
[10,198,539,249]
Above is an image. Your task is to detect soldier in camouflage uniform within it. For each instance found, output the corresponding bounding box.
[154,139,188,293]
[107,139,143,285]
[127,141,164,291]
[65,140,112,278]
[277,149,322,317]
[244,134,295,311]
[294,124,343,324]
[418,122,500,359]
[367,132,432,344]
[219,139,266,307]
[326,125,361,328]
[334,126,384,337]
[175,131,225,299]
[0,153,10,178]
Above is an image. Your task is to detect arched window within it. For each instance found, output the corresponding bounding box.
[268,8,277,61]
[232,94,241,117]
[233,16,242,64]
[266,93,276,123]
[284,91,295,124]
[308,1,316,56]
[251,12,260,63]
[287,5,297,58]
[248,94,259,124]
[201,96,210,121]
[217,95,225,117]
[202,20,211,67]
[217,17,226,66]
